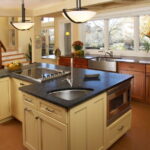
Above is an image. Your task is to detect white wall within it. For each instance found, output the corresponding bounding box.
[18,30,32,54]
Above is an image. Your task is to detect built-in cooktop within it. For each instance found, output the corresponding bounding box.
[14,67,70,83]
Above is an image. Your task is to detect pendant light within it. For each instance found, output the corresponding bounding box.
[62,0,96,24]
[10,0,34,31]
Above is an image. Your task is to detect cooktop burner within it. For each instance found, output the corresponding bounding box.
[14,67,70,82]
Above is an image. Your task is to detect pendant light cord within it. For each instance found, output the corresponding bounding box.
[22,0,25,22]
[76,0,81,9]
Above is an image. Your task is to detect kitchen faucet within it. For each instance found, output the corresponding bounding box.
[98,50,105,56]
[98,50,113,57]
[105,51,113,57]
[66,57,73,87]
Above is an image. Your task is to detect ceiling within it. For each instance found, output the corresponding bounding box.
[0,0,64,9]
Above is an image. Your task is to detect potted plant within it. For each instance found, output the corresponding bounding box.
[26,38,32,63]
[72,40,84,56]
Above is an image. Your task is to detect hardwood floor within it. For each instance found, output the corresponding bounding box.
[109,101,150,150]
[0,119,27,150]
[0,101,150,150]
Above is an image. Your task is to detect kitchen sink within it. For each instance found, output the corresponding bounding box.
[91,57,121,62]
[48,88,93,101]
[88,56,122,72]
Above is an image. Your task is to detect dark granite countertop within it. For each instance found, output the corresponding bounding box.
[0,69,10,78]
[0,63,133,109]
[16,63,133,109]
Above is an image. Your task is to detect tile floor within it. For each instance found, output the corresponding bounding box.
[0,101,150,150]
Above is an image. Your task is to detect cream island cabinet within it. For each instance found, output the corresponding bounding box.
[22,92,132,150]
[0,77,11,121]
[0,77,31,123]
[11,78,31,122]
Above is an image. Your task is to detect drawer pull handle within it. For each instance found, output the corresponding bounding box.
[118,125,124,131]
[24,108,32,112]
[25,98,32,103]
[35,116,39,120]
[20,83,25,86]
[45,107,55,113]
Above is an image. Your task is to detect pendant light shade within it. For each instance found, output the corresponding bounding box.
[11,22,34,31]
[62,0,96,24]
[11,0,34,31]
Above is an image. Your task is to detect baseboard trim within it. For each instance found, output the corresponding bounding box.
[0,117,13,124]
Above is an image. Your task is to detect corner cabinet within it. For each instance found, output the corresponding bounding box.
[22,92,106,150]
[11,78,31,122]
[0,77,11,121]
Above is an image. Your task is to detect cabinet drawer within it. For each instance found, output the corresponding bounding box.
[118,62,145,72]
[38,100,67,124]
[59,57,70,66]
[74,64,88,69]
[23,93,38,109]
[74,58,88,65]
[106,110,131,149]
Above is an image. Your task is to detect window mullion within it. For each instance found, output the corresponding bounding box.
[134,16,140,51]
[104,19,109,51]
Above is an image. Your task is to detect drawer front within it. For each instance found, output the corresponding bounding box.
[106,110,132,149]
[146,64,150,73]
[59,57,70,66]
[74,58,88,65]
[118,62,145,72]
[23,93,38,109]
[38,100,67,124]
[74,64,88,69]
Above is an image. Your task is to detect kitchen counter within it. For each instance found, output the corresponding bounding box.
[17,63,133,109]
[60,54,150,64]
[0,69,10,78]
[0,63,133,109]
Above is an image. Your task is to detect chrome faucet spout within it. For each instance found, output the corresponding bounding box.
[66,57,74,87]
[105,51,113,57]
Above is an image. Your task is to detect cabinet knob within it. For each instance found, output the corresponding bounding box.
[35,116,39,120]
[20,83,25,86]
[118,125,124,131]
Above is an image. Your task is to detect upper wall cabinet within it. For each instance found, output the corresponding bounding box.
[0,77,11,121]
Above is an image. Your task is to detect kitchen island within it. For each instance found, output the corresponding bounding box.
[0,63,133,150]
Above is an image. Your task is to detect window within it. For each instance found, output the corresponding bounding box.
[109,17,134,51]
[84,20,104,49]
[140,15,150,52]
[42,17,54,23]
[41,28,55,56]
[83,14,150,52]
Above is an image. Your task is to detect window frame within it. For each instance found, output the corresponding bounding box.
[81,14,150,52]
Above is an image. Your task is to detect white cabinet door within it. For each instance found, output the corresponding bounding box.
[11,78,30,122]
[23,106,39,150]
[0,78,11,120]
[38,112,68,150]
[87,94,106,150]
[69,93,106,150]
